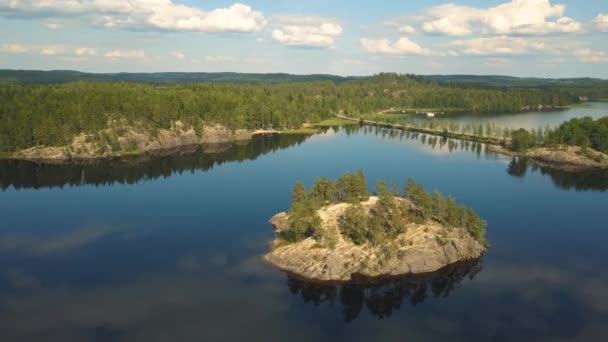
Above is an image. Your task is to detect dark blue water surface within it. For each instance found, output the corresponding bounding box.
[0,126,607,342]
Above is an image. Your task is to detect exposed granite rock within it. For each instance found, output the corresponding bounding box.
[523,146,608,170]
[264,197,485,282]
[11,121,278,163]
[489,145,608,171]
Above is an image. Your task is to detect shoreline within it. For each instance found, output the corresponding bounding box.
[0,129,282,164]
[3,118,607,171]
[337,115,608,171]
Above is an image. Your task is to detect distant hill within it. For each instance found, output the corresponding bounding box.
[0,70,356,84]
[0,70,606,88]
[424,74,608,88]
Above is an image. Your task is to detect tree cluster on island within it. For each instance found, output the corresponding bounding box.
[509,116,608,153]
[1,73,603,154]
[283,171,487,247]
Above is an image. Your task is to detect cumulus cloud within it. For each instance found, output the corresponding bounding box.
[1,43,29,54]
[44,19,62,29]
[398,25,416,34]
[40,45,65,55]
[360,37,431,56]
[420,0,582,36]
[595,14,608,32]
[450,36,560,55]
[271,15,343,48]
[0,1,267,33]
[74,47,97,56]
[575,49,608,63]
[170,51,185,59]
[105,49,145,59]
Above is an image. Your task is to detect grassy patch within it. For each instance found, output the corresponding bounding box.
[315,118,358,126]
[565,103,592,108]
[281,127,322,134]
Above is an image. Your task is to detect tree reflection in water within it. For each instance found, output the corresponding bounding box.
[285,259,483,322]
[507,156,608,191]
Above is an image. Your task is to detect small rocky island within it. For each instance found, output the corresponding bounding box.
[265,172,488,282]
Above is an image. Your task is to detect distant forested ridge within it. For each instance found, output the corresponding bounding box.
[0,69,355,84]
[0,73,604,153]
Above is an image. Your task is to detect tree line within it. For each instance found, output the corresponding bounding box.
[0,73,591,153]
[509,116,608,153]
[282,171,487,247]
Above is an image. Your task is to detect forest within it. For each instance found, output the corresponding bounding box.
[509,117,608,153]
[283,171,487,247]
[0,73,598,153]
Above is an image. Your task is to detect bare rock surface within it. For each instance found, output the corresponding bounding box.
[264,197,485,282]
[12,121,278,162]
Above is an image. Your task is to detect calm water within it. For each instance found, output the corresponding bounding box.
[0,125,607,341]
[426,101,608,129]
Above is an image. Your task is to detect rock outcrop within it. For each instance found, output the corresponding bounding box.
[264,197,485,282]
[522,146,608,170]
[12,121,278,163]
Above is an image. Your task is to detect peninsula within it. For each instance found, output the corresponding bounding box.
[265,172,487,282]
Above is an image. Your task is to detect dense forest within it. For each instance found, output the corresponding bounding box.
[0,73,598,153]
[283,171,487,247]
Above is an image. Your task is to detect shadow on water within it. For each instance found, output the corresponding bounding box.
[285,258,483,322]
[0,134,311,190]
[507,157,608,191]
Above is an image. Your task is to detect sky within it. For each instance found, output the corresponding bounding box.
[0,0,607,77]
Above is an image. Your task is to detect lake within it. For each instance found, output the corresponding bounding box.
[418,101,608,130]
[0,113,607,341]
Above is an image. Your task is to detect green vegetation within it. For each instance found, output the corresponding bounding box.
[284,182,322,242]
[0,73,596,153]
[315,118,358,126]
[281,127,322,135]
[281,171,487,247]
[509,117,608,153]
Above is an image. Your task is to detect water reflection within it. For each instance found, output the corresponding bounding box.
[2,125,606,192]
[0,134,310,190]
[507,157,608,191]
[285,259,483,322]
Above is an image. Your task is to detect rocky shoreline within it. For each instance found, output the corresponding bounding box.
[489,145,608,171]
[4,122,279,164]
[264,197,485,282]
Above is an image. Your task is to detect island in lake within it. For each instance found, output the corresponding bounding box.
[265,171,487,282]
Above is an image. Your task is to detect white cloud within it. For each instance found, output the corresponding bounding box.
[74,47,97,56]
[45,19,63,29]
[398,25,416,34]
[575,49,608,63]
[0,1,267,33]
[170,51,185,59]
[105,50,145,59]
[1,43,29,54]
[450,36,559,55]
[40,45,65,55]
[420,0,582,36]
[360,37,432,56]
[271,16,343,48]
[595,14,608,32]
[206,55,236,62]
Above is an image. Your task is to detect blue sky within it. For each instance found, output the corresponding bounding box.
[0,0,607,77]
